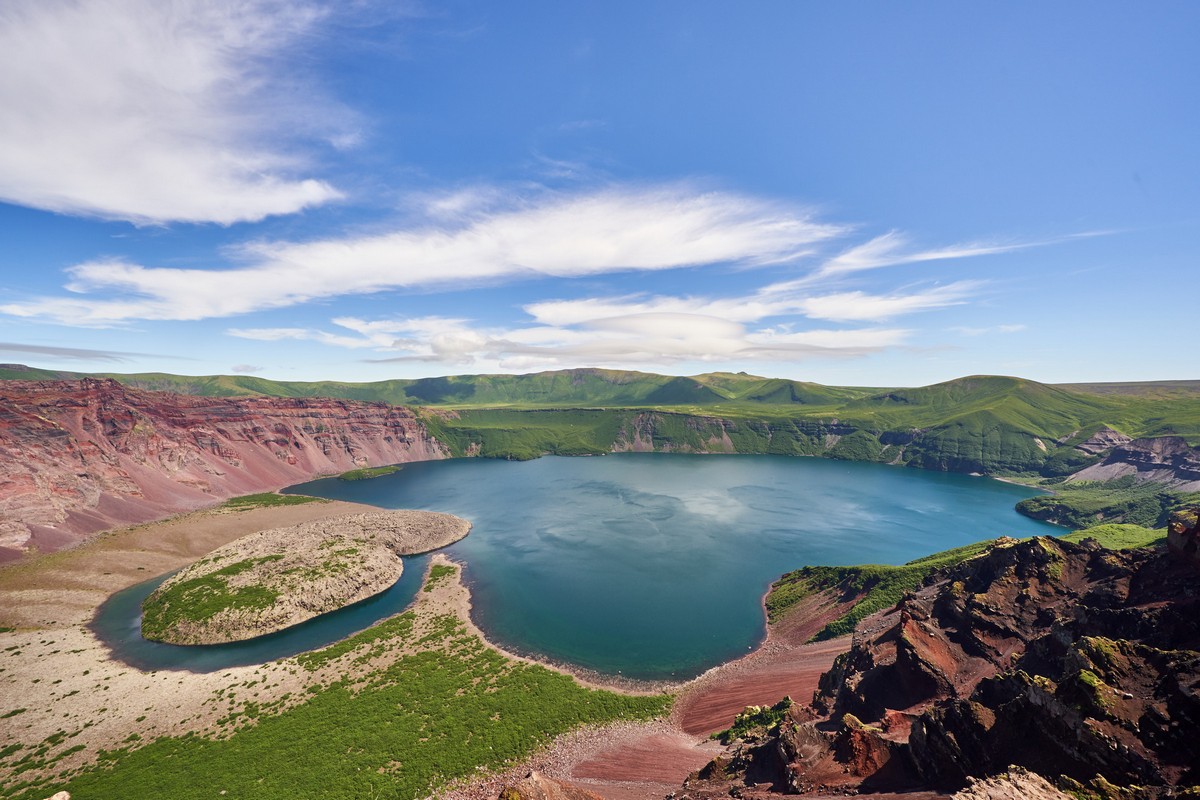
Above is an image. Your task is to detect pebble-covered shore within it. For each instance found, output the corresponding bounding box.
[142,510,471,645]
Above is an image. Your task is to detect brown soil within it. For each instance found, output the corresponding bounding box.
[0,498,378,628]
[446,586,862,800]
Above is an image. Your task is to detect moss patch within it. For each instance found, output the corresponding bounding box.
[337,465,402,481]
[140,556,283,640]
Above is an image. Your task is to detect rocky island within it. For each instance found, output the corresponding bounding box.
[140,510,471,645]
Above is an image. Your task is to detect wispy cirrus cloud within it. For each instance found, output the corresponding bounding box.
[0,0,347,224]
[747,230,1051,293]
[0,341,173,362]
[231,314,911,369]
[524,281,980,326]
[1,185,843,325]
[950,323,1027,336]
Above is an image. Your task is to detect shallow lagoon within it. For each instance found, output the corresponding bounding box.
[284,454,1057,680]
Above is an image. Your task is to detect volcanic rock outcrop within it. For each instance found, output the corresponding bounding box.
[499,771,605,800]
[1168,507,1199,567]
[677,534,1200,798]
[0,379,447,559]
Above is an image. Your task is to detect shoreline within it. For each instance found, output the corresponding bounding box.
[444,554,684,696]
[0,497,856,800]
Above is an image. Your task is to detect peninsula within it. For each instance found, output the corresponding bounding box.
[141,510,471,645]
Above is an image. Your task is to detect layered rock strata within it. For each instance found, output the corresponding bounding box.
[0,379,447,559]
[1070,436,1200,489]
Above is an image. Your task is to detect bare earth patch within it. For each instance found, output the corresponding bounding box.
[0,498,865,800]
[141,510,471,644]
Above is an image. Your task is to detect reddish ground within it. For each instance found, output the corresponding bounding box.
[672,637,848,736]
[542,590,861,800]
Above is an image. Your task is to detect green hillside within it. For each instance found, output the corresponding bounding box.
[5,364,1199,478]
[0,365,877,409]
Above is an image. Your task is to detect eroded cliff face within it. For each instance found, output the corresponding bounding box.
[0,379,447,559]
[677,535,1200,799]
[1069,436,1200,490]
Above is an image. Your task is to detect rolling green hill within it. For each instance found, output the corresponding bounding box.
[5,364,1199,478]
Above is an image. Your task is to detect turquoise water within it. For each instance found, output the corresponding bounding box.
[281,454,1058,680]
[91,555,428,672]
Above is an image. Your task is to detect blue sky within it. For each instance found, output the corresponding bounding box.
[0,1,1196,386]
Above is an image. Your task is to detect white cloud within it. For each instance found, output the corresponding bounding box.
[0,0,345,224]
[525,280,981,327]
[2,186,842,325]
[767,231,1042,289]
[0,341,163,362]
[231,364,263,373]
[950,323,1027,336]
[229,305,913,370]
[795,282,981,321]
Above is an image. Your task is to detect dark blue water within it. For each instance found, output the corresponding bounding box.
[91,555,428,672]
[281,454,1057,680]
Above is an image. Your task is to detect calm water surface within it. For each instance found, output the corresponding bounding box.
[92,555,428,672]
[280,454,1057,680]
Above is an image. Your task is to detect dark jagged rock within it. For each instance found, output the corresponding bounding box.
[678,535,1200,798]
[1168,507,1199,566]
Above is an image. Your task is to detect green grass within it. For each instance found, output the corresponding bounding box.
[712,697,793,744]
[17,614,669,800]
[767,524,1168,641]
[1060,523,1165,549]
[10,364,1200,477]
[336,465,402,481]
[1016,477,1200,529]
[422,408,627,460]
[424,564,457,593]
[141,556,285,640]
[219,493,324,510]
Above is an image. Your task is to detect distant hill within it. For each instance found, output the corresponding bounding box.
[4,365,1200,559]
[1058,379,1200,398]
[3,364,1198,475]
[0,364,875,408]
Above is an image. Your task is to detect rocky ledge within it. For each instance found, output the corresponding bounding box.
[141,510,470,645]
[673,526,1200,799]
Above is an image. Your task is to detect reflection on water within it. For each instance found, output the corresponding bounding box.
[284,454,1057,680]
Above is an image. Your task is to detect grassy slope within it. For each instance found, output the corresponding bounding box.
[1016,476,1200,529]
[6,362,1200,478]
[766,524,1165,642]
[10,566,669,800]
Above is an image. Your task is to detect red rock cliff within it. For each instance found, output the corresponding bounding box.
[0,379,448,560]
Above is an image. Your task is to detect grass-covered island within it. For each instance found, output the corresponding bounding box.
[337,464,403,481]
[141,510,471,645]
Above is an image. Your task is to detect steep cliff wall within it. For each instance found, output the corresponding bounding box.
[0,379,447,559]
[1069,436,1200,490]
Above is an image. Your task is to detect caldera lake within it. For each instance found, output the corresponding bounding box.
[94,454,1058,679]
[288,453,1057,680]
